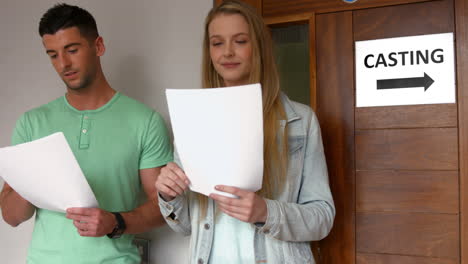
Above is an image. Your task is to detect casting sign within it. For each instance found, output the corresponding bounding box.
[355,33,455,107]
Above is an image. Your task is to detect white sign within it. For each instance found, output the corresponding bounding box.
[355,33,455,107]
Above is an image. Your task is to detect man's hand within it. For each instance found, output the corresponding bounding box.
[66,208,117,237]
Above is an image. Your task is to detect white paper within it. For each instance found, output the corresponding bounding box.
[166,84,264,197]
[0,132,98,213]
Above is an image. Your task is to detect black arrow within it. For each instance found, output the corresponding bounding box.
[377,73,434,91]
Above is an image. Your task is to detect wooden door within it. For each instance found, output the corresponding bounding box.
[316,1,459,263]
[215,0,468,263]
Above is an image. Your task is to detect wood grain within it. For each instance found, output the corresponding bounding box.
[316,11,355,264]
[455,0,468,262]
[353,0,454,41]
[357,212,459,258]
[356,170,458,213]
[264,12,312,25]
[356,128,458,171]
[263,0,433,17]
[356,104,457,130]
[215,0,262,14]
[309,14,316,111]
[357,253,458,264]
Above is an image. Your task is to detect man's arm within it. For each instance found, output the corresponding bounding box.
[66,166,166,237]
[121,166,166,233]
[0,182,36,227]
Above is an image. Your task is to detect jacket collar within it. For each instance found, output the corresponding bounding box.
[280,93,301,123]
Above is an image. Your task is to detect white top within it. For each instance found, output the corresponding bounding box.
[209,211,256,264]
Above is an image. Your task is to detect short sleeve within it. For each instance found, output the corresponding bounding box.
[139,111,173,169]
[11,113,31,145]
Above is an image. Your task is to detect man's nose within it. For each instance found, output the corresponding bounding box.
[58,53,72,70]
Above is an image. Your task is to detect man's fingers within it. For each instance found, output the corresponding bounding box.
[73,220,95,231]
[66,213,92,222]
[73,220,83,229]
[66,208,101,222]
[66,207,100,221]
[73,220,101,237]
[66,207,94,215]
[77,229,99,237]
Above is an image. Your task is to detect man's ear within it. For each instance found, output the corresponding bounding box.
[95,36,105,56]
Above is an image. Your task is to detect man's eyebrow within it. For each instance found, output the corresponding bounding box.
[46,43,82,54]
[64,43,81,49]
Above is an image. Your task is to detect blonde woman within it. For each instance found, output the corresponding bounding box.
[155,1,335,263]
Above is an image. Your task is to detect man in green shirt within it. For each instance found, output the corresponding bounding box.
[0,4,172,263]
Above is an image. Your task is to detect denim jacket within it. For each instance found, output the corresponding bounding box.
[159,94,335,264]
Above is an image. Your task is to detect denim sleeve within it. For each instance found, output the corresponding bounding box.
[158,192,191,236]
[257,111,335,242]
[157,147,192,236]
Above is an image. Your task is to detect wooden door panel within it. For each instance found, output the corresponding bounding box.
[351,1,459,263]
[263,0,433,17]
[356,104,457,129]
[356,170,459,213]
[357,212,459,258]
[316,11,355,264]
[263,0,463,262]
[455,0,468,262]
[353,0,454,41]
[215,0,262,13]
[356,128,458,170]
[357,253,458,264]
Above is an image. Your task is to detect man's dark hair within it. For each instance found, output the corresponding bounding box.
[39,3,99,40]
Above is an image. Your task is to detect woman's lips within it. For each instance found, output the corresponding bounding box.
[221,63,240,69]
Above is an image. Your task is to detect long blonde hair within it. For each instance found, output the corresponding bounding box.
[199,0,288,216]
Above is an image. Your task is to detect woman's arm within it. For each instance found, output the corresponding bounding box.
[256,112,335,241]
[210,111,335,242]
[155,151,192,236]
[158,191,192,236]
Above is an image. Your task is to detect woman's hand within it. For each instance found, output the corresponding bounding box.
[155,162,190,201]
[210,185,267,223]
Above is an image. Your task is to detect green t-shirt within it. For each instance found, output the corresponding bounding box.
[12,92,173,264]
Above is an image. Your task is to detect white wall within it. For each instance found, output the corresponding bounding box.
[0,0,212,263]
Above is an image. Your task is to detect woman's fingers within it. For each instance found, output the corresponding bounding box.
[156,162,189,199]
[165,169,189,192]
[166,162,190,185]
[210,185,267,223]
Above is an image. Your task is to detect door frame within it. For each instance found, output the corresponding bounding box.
[264,13,317,111]
[455,0,468,262]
